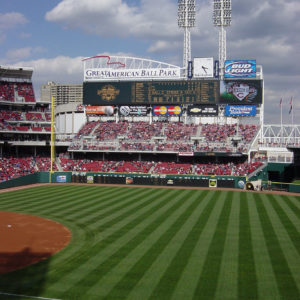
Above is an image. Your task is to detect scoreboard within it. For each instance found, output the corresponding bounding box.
[83,80,220,105]
[83,79,262,105]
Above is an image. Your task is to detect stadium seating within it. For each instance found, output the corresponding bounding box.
[70,121,259,154]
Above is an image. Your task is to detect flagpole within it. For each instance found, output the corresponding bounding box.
[289,97,294,143]
[292,97,294,143]
[280,98,283,145]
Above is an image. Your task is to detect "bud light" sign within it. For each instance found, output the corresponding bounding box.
[224,60,256,78]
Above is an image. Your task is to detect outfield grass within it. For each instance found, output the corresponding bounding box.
[0,185,299,300]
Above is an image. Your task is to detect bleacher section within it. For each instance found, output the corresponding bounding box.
[0,82,35,103]
[69,121,259,154]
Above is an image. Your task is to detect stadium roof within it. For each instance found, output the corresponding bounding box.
[0,66,33,81]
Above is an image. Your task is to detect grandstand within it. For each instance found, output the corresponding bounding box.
[0,66,53,159]
[0,57,297,189]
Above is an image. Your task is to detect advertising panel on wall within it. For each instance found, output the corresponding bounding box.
[85,105,114,115]
[219,80,262,104]
[152,105,182,116]
[193,58,214,78]
[224,60,256,78]
[224,105,257,116]
[83,80,220,105]
[119,106,148,116]
[187,105,218,116]
[56,175,67,183]
[214,60,219,78]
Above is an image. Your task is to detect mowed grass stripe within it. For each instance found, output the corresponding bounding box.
[38,186,156,227]
[99,190,212,300]
[214,191,240,300]
[0,185,79,210]
[122,190,214,300]
[247,193,280,300]
[43,188,178,290]
[153,191,224,300]
[145,191,221,300]
[75,187,163,229]
[10,186,126,217]
[42,186,134,217]
[262,194,300,293]
[58,189,194,298]
[59,187,151,222]
[86,190,209,299]
[254,193,300,299]
[0,185,106,215]
[238,191,258,300]
[268,194,300,257]
[44,188,176,286]
[276,195,300,231]
[280,195,300,221]
[169,191,228,300]
[189,192,232,300]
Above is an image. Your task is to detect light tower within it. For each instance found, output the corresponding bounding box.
[178,0,196,77]
[213,0,231,79]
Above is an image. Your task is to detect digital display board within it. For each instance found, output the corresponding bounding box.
[83,80,220,105]
[220,80,262,104]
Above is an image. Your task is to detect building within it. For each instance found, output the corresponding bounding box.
[41,82,83,106]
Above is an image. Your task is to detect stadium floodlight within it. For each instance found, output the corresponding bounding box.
[178,0,196,77]
[213,0,231,79]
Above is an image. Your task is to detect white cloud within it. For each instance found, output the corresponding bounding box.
[0,12,28,44]
[0,12,28,30]
[5,47,46,62]
[45,0,179,39]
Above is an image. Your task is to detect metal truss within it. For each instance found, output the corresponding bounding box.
[260,124,300,146]
[82,55,180,71]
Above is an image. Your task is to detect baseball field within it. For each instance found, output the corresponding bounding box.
[0,184,299,300]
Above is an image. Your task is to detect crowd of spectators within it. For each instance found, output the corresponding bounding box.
[0,82,35,103]
[0,157,36,182]
[0,155,264,183]
[70,121,259,154]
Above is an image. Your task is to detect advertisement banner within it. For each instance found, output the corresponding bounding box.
[119,106,148,116]
[219,80,262,104]
[187,105,218,116]
[224,60,256,78]
[84,67,180,81]
[193,57,214,78]
[178,152,194,156]
[188,61,193,79]
[87,176,94,184]
[85,105,114,115]
[209,179,217,188]
[224,105,257,116]
[152,105,182,116]
[56,175,66,183]
[214,60,219,78]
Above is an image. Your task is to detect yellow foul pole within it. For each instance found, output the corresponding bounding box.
[49,96,55,183]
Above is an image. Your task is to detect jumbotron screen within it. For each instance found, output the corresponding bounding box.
[83,79,262,105]
[83,80,220,105]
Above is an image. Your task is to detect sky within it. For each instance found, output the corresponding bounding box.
[0,0,299,124]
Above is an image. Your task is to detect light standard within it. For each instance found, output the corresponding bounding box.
[178,0,196,78]
[213,0,231,79]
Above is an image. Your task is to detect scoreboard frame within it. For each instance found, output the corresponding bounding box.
[83,79,263,106]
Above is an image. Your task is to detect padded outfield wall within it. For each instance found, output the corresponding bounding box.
[0,171,246,190]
